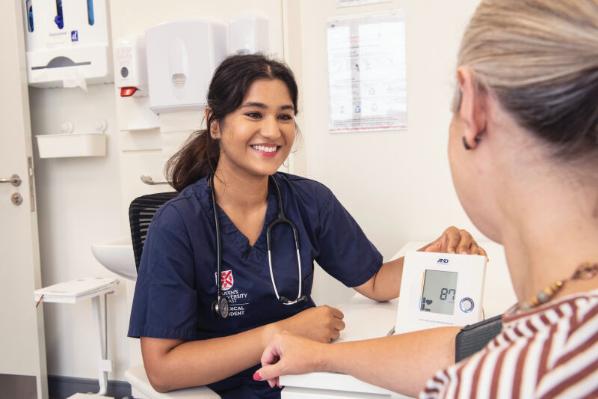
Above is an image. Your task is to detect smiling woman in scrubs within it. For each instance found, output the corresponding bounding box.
[128,54,485,399]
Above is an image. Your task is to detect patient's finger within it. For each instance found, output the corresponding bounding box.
[476,245,488,258]
[457,229,473,254]
[422,238,442,252]
[443,226,460,253]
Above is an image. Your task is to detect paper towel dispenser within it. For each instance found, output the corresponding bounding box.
[145,20,227,113]
[24,0,112,88]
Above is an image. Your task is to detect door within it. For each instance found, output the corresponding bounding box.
[0,1,48,398]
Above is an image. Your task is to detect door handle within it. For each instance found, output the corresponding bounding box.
[0,174,21,187]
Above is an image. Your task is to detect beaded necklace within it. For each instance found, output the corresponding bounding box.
[518,262,598,312]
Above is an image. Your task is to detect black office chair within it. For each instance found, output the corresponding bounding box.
[126,192,220,398]
[128,192,179,271]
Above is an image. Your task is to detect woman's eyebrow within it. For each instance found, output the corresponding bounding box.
[241,102,295,111]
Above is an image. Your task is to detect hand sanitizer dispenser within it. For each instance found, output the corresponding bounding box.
[114,36,147,97]
[145,20,227,113]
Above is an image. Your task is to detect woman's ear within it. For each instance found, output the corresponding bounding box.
[456,67,487,149]
[210,120,221,139]
[205,108,221,139]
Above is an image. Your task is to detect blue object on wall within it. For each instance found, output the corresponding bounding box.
[26,0,34,32]
[87,0,95,26]
[54,0,64,29]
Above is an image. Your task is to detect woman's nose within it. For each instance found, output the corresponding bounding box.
[260,116,282,139]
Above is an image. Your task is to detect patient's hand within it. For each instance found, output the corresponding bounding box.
[422,226,487,256]
[255,332,326,388]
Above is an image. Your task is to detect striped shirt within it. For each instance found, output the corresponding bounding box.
[420,290,598,398]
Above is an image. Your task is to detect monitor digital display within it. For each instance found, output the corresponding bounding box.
[420,269,458,315]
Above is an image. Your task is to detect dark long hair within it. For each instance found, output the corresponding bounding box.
[165,54,299,192]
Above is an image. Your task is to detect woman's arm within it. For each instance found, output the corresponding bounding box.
[142,325,275,392]
[355,226,486,301]
[141,305,345,392]
[256,326,460,397]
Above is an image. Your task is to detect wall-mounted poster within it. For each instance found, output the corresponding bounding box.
[327,11,407,133]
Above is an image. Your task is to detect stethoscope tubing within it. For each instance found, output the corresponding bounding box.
[266,219,304,305]
[211,174,305,318]
[211,175,227,318]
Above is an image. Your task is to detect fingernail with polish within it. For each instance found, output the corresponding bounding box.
[253,371,262,381]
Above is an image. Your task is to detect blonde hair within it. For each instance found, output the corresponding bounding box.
[454,0,598,158]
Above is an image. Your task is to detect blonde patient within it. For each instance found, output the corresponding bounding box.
[256,0,598,397]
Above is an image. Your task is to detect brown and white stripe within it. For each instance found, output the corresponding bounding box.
[420,290,598,399]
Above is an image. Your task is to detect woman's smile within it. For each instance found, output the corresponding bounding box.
[250,143,281,158]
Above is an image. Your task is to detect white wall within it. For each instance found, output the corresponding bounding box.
[289,0,486,305]
[28,0,513,386]
[30,84,129,379]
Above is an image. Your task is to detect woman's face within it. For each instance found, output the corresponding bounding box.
[213,78,296,179]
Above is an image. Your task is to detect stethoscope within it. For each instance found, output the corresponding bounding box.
[210,175,307,319]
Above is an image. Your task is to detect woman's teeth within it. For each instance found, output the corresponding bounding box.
[252,145,277,153]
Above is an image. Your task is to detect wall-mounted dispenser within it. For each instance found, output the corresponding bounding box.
[115,36,147,97]
[145,19,227,113]
[24,0,112,88]
[229,15,269,55]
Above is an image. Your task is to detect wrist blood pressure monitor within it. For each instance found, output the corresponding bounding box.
[395,251,487,334]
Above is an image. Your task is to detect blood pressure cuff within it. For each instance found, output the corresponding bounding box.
[455,314,503,362]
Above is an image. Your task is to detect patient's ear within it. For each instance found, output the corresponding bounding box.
[456,67,487,149]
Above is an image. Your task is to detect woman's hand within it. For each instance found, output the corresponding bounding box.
[255,332,325,388]
[421,226,487,256]
[275,305,345,343]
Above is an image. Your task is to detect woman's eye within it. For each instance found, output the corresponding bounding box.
[245,112,262,119]
[278,114,294,121]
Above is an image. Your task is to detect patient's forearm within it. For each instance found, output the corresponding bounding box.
[321,326,459,397]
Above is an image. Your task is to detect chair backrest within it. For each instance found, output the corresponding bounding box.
[129,192,179,270]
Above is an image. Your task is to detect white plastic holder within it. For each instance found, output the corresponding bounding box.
[36,132,107,158]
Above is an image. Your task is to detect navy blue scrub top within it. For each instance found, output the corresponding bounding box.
[128,172,383,399]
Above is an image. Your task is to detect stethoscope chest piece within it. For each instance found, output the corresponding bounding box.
[213,295,229,319]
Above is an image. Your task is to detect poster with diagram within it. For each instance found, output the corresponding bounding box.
[327,11,407,132]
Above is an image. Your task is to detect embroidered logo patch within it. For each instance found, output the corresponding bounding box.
[220,270,234,291]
